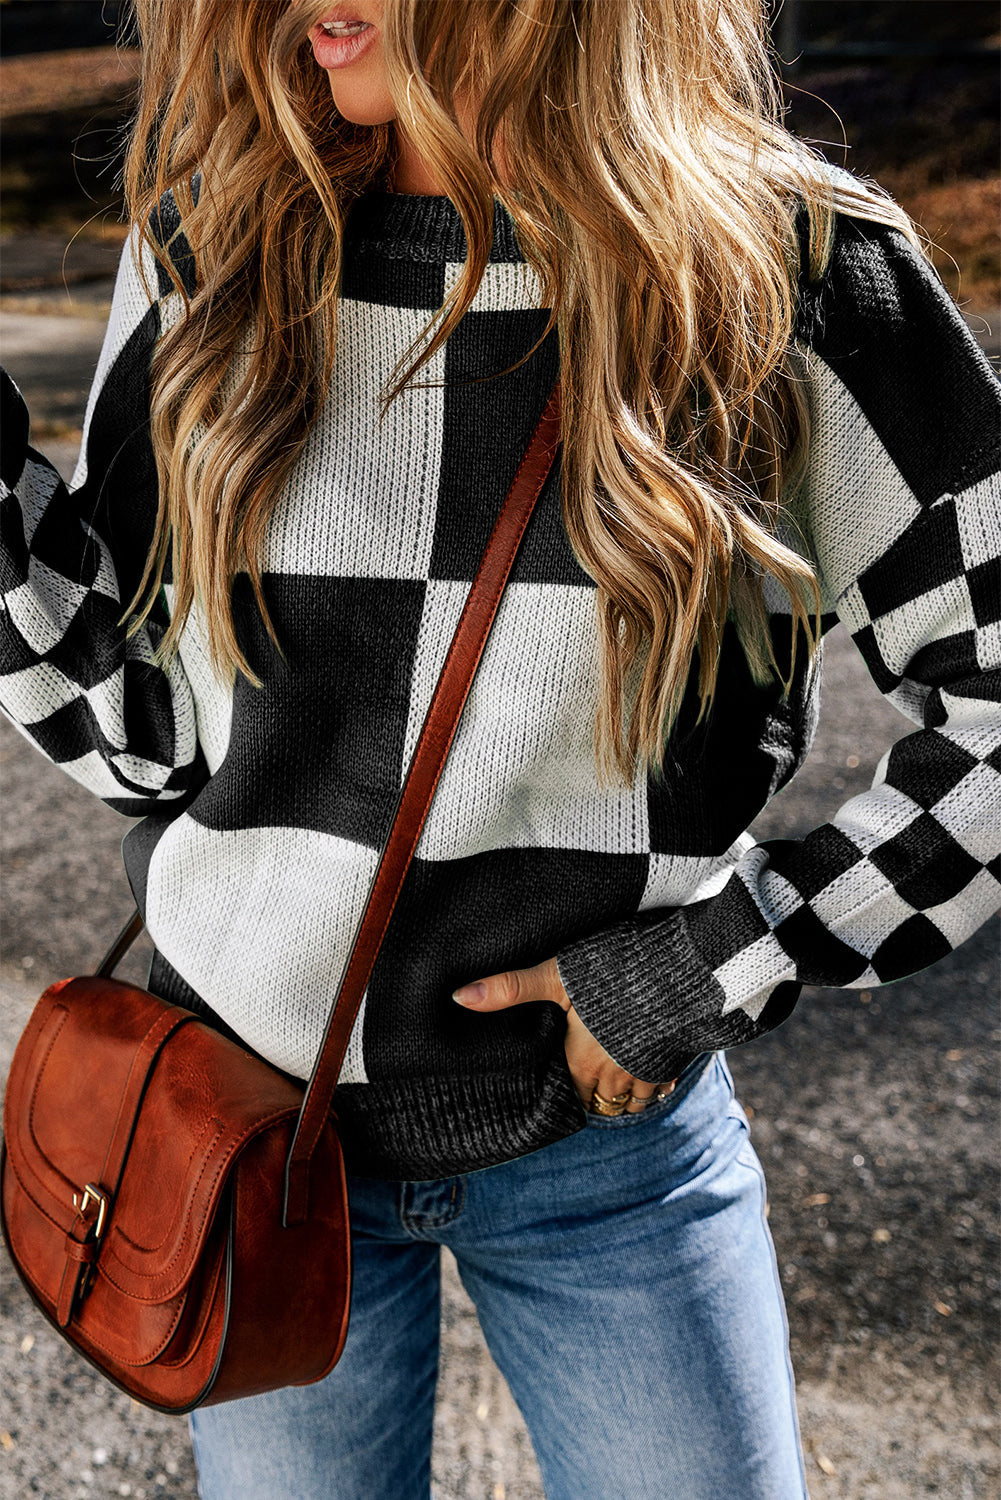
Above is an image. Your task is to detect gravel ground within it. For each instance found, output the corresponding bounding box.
[0,286,998,1500]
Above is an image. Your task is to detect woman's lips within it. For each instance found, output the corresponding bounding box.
[309,20,377,70]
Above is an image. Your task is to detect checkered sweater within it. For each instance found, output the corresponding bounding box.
[2,173,999,1178]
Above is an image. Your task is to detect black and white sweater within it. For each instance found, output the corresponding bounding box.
[2,167,999,1178]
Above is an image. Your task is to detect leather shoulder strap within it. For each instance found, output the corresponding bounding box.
[283,381,563,1224]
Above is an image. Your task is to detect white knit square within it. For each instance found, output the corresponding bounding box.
[883,677,932,726]
[932,762,1001,862]
[794,350,921,606]
[833,781,928,860]
[3,451,62,548]
[410,578,650,858]
[444,257,547,313]
[145,816,378,1084]
[746,859,808,927]
[262,297,447,580]
[834,578,873,638]
[953,472,1001,573]
[921,867,1001,948]
[938,692,1001,744]
[0,657,82,728]
[715,931,796,1021]
[808,862,917,957]
[5,577,82,656]
[871,574,977,680]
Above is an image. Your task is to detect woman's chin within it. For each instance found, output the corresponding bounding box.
[323,79,397,128]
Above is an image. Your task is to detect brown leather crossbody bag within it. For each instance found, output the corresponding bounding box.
[0,382,562,1415]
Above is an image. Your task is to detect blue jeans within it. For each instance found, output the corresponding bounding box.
[189,1051,810,1499]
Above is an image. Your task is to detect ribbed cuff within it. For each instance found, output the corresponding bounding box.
[553,908,725,1083]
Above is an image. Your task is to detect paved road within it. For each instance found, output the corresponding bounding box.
[0,294,998,1499]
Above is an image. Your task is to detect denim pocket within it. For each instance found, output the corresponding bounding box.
[584,1050,717,1128]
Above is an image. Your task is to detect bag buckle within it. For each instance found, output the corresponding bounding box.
[58,1183,111,1321]
[71,1183,109,1242]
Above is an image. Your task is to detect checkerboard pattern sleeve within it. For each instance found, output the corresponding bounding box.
[1,222,208,814]
[555,212,1001,1084]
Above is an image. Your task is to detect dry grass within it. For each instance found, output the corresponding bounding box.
[0,47,140,241]
[879,174,1000,309]
[0,46,141,120]
[785,57,999,307]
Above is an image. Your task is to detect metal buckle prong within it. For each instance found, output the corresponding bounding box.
[71,1183,109,1241]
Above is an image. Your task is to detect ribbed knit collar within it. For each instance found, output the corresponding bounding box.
[343,188,526,264]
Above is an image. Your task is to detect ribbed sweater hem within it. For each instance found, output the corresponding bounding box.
[333,1065,587,1180]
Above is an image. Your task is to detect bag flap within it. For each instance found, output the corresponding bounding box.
[4,976,304,1343]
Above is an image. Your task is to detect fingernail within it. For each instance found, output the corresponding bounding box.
[452,983,486,1004]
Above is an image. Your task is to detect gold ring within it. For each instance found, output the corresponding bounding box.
[589,1090,630,1116]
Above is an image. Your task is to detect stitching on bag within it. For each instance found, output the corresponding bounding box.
[82,1182,230,1367]
[78,1214,228,1368]
[102,1122,223,1287]
[2,1146,72,1238]
[26,1006,72,1174]
[5,1136,192,1368]
[156,1215,229,1368]
[78,1281,190,1366]
[107,1117,225,1257]
[100,1108,295,1294]
[9,1006,82,1226]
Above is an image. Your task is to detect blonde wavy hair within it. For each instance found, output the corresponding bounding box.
[121,0,928,790]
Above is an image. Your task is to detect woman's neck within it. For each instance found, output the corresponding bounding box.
[388,116,512,196]
[389,130,448,196]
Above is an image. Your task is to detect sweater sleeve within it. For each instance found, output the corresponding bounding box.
[0,216,209,815]
[554,213,1001,1083]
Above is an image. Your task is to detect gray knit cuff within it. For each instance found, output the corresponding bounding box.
[553,909,724,1084]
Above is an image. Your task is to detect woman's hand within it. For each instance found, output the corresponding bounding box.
[453,957,676,1114]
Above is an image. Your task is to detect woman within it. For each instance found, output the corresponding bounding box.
[1,0,998,1495]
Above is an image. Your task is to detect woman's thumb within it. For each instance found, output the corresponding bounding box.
[453,958,569,1012]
